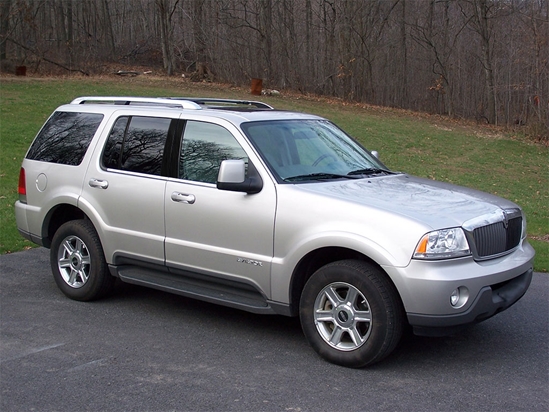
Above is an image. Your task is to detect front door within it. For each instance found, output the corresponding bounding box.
[164,120,276,297]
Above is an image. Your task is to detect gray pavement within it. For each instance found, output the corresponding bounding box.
[1,247,548,412]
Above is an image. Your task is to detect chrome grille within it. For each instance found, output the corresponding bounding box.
[472,216,522,259]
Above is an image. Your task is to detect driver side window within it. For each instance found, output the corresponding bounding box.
[179,121,248,184]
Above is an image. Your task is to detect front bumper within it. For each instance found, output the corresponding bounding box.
[408,268,533,336]
[382,239,535,337]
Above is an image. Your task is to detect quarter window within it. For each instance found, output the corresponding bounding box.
[26,112,103,166]
[179,121,247,183]
[102,116,171,176]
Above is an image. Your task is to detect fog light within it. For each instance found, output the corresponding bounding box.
[450,289,460,306]
[450,287,469,308]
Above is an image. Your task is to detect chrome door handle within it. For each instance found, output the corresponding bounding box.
[171,192,196,204]
[89,178,109,189]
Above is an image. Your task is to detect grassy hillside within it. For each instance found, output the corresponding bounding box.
[1,76,547,271]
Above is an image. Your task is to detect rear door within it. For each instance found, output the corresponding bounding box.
[164,119,276,297]
[82,112,178,265]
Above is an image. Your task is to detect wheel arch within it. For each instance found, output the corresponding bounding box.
[288,247,400,317]
[42,204,88,248]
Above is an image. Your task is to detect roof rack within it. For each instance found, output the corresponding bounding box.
[168,97,274,110]
[71,97,202,110]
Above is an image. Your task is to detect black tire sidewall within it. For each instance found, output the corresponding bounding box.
[50,220,112,301]
[299,260,402,368]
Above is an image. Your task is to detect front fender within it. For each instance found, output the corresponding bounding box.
[269,231,403,303]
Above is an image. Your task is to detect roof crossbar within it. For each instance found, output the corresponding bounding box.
[71,96,202,110]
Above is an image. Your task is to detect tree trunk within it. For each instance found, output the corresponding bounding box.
[400,0,408,108]
[472,0,497,124]
[156,0,178,75]
[0,0,12,68]
[259,0,273,81]
[102,0,116,57]
[305,0,312,83]
[66,0,73,46]
[441,0,454,117]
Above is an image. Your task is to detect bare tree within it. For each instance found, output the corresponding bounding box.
[462,0,498,124]
[156,0,179,75]
[2,0,546,137]
[0,0,13,68]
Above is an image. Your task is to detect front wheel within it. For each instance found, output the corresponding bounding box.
[50,220,114,301]
[299,260,404,367]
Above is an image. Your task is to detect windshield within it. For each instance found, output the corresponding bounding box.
[241,119,391,182]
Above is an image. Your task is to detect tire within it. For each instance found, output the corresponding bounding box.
[299,260,404,368]
[50,220,114,301]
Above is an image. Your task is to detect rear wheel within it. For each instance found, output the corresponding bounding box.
[299,260,404,367]
[50,220,114,301]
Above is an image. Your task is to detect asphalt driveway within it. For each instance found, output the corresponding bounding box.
[1,247,547,411]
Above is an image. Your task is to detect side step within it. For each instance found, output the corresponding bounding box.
[115,266,276,314]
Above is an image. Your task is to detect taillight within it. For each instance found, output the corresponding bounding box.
[18,167,27,202]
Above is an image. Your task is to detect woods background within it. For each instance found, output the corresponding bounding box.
[1,0,547,136]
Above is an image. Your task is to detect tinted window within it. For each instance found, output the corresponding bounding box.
[102,116,128,169]
[180,121,247,183]
[102,116,171,176]
[242,120,387,181]
[26,112,104,165]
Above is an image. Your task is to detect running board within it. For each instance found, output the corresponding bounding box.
[114,266,277,314]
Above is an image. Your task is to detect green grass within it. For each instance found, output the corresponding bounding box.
[1,77,547,271]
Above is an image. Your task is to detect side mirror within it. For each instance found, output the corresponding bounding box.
[217,160,263,194]
[371,150,379,159]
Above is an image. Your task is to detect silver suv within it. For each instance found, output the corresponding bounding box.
[15,96,535,367]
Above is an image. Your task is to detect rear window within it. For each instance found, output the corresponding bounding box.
[26,112,104,166]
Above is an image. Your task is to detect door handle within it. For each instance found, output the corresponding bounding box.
[88,178,109,189]
[171,192,196,204]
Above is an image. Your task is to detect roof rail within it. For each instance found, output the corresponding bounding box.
[70,96,202,110]
[168,97,274,110]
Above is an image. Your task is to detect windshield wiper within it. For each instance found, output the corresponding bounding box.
[347,168,393,176]
[283,173,360,182]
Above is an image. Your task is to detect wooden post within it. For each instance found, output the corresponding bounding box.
[251,78,263,96]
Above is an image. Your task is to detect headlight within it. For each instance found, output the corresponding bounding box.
[413,228,470,260]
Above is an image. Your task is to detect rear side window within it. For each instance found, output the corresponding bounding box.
[26,112,104,166]
[102,116,171,176]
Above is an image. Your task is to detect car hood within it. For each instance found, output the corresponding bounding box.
[295,173,519,230]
